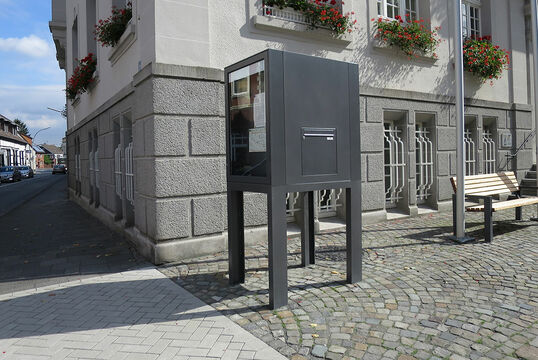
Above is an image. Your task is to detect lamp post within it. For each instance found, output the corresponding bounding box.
[531,0,538,220]
[451,0,473,242]
[32,127,51,143]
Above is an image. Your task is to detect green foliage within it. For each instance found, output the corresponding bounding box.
[372,16,441,58]
[44,155,53,165]
[66,53,97,100]
[94,2,133,47]
[13,119,29,136]
[463,36,510,84]
[264,0,356,35]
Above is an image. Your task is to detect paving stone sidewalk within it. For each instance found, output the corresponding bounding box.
[0,267,286,360]
[160,209,538,360]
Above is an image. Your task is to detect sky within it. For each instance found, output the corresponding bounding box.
[0,0,66,147]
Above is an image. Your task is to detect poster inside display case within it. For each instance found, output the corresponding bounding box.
[228,60,266,177]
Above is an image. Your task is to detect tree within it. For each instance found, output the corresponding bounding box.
[13,119,29,136]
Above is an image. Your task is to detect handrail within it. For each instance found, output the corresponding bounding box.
[498,129,536,171]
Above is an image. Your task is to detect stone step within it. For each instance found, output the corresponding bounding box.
[520,179,538,187]
[531,164,536,172]
[524,170,536,179]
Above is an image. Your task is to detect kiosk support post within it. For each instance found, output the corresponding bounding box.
[301,191,315,266]
[346,183,362,283]
[228,190,245,284]
[268,188,288,309]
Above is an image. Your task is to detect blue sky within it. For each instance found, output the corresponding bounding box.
[0,0,66,146]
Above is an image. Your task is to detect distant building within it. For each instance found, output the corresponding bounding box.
[34,145,48,169]
[40,144,65,165]
[20,134,37,170]
[0,114,28,167]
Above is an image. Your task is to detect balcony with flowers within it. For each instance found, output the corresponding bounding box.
[253,0,356,44]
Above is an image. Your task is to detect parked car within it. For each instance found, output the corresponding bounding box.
[17,166,34,178]
[52,164,67,174]
[0,166,22,182]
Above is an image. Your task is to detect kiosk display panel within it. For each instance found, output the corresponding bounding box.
[228,60,267,178]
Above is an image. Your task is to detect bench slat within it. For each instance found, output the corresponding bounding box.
[450,172,520,196]
[466,197,538,212]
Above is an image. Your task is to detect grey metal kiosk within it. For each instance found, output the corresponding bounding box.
[225,50,362,309]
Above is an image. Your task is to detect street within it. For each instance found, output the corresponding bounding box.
[0,170,144,295]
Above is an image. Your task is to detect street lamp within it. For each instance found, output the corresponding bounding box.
[33,127,51,142]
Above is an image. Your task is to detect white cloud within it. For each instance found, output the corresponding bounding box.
[0,35,51,58]
[0,84,66,144]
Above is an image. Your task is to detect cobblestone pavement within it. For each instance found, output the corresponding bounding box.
[160,208,538,360]
[0,268,286,360]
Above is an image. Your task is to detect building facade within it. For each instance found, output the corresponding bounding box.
[50,0,536,264]
[0,115,29,168]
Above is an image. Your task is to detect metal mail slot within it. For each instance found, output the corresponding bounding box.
[301,127,337,175]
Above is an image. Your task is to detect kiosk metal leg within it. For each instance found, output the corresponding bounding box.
[268,189,288,309]
[301,191,315,266]
[346,183,362,283]
[228,190,245,284]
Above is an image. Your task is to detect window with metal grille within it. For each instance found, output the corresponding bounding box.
[89,150,94,186]
[377,0,419,21]
[94,149,100,189]
[415,124,433,202]
[384,122,406,206]
[464,129,477,175]
[125,142,134,204]
[317,189,343,218]
[114,145,122,198]
[462,1,480,38]
[482,128,496,174]
[286,192,300,221]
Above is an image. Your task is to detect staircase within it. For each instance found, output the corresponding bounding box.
[520,164,538,196]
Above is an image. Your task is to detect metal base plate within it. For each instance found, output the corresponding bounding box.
[530,217,538,222]
[448,235,475,244]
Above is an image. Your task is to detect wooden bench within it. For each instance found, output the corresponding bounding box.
[450,171,538,242]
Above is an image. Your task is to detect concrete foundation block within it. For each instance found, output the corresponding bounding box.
[438,177,453,201]
[361,154,366,182]
[146,116,189,156]
[192,195,225,236]
[153,77,224,116]
[147,197,191,241]
[154,157,225,197]
[367,153,384,182]
[361,123,384,152]
[437,127,456,151]
[438,152,449,176]
[135,158,156,196]
[190,117,225,155]
[244,192,267,227]
[361,181,385,211]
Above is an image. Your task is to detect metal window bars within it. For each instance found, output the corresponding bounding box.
[94,149,100,189]
[317,189,343,217]
[416,125,434,201]
[262,0,341,26]
[384,123,406,205]
[286,192,300,220]
[464,129,476,175]
[89,151,94,186]
[125,142,134,205]
[114,145,122,198]
[482,129,496,174]
[75,154,81,181]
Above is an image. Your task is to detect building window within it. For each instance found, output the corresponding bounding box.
[72,17,79,73]
[377,0,419,21]
[384,121,406,207]
[462,1,480,38]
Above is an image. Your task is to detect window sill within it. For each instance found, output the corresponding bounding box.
[71,96,80,107]
[252,15,352,45]
[371,39,438,64]
[107,21,136,65]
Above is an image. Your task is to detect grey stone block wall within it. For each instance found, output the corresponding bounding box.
[64,63,534,264]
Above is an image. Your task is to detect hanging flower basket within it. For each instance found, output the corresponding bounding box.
[372,16,441,59]
[264,0,356,35]
[94,1,133,47]
[66,53,97,100]
[463,36,510,84]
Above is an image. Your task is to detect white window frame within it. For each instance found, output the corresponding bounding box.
[461,0,481,39]
[377,0,419,22]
